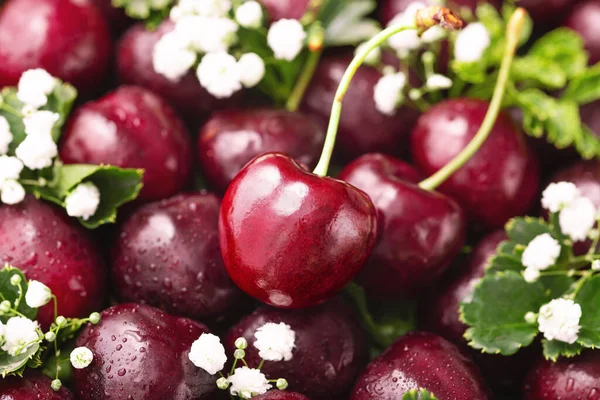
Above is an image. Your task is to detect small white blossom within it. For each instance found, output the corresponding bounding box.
[523,267,540,283]
[538,298,582,344]
[197,52,242,99]
[189,333,227,375]
[25,280,52,308]
[267,19,306,61]
[355,42,382,66]
[15,133,58,170]
[16,69,57,108]
[426,74,453,90]
[170,0,231,19]
[0,180,25,205]
[227,367,271,399]
[23,110,59,137]
[65,182,101,221]
[176,16,238,53]
[559,196,597,242]
[387,3,426,56]
[70,346,94,369]
[374,72,407,116]
[0,116,13,155]
[521,233,561,271]
[235,1,263,28]
[454,22,491,63]
[542,182,581,213]
[238,53,265,88]
[1,316,40,356]
[153,31,196,82]
[524,312,537,324]
[253,322,296,362]
[0,156,24,182]
[421,25,446,43]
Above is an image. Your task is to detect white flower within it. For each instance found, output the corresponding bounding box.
[521,233,561,271]
[70,346,94,369]
[541,182,581,213]
[387,3,426,56]
[523,267,540,283]
[0,180,25,205]
[373,72,407,116]
[421,25,446,43]
[0,116,13,155]
[23,110,59,137]
[235,1,263,28]
[188,333,227,375]
[253,322,296,362]
[426,74,453,90]
[559,196,597,242]
[64,182,101,221]
[197,52,242,98]
[177,16,238,53]
[454,22,491,63]
[227,367,271,399]
[593,260,600,271]
[355,42,382,66]
[16,69,57,108]
[15,133,58,170]
[25,280,52,308]
[238,53,265,88]
[153,31,196,82]
[1,316,40,356]
[538,298,582,344]
[267,19,306,61]
[0,156,24,181]
[170,0,231,19]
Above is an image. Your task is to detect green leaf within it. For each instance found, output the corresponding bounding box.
[323,0,380,46]
[111,0,172,28]
[511,56,567,89]
[528,28,588,79]
[451,60,488,84]
[0,342,40,378]
[542,340,583,362]
[505,217,554,245]
[0,265,37,322]
[461,271,548,355]
[563,63,600,105]
[402,388,439,400]
[574,276,600,349]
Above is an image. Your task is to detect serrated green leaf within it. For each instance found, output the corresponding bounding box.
[0,342,40,378]
[505,217,554,245]
[528,28,588,79]
[487,254,523,274]
[563,63,600,105]
[511,56,567,89]
[543,340,583,361]
[402,388,438,400]
[0,266,37,323]
[574,276,600,349]
[461,271,548,355]
[575,126,600,159]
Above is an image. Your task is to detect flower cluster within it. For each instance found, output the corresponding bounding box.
[152,0,308,99]
[188,322,296,399]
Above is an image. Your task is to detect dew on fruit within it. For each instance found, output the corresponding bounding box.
[118,368,127,376]
[566,377,575,391]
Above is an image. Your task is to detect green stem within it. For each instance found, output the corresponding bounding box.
[0,102,23,118]
[587,217,600,256]
[312,23,417,177]
[418,8,527,191]
[257,359,265,370]
[571,270,594,299]
[343,283,390,348]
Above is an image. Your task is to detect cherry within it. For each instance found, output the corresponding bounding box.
[224,299,368,399]
[411,98,540,230]
[0,0,112,97]
[301,56,420,160]
[258,0,311,21]
[117,20,242,122]
[253,392,310,400]
[581,100,600,138]
[0,370,74,399]
[523,351,600,399]
[219,152,377,308]
[351,331,490,399]
[339,153,466,298]
[518,0,578,25]
[379,0,501,25]
[0,196,105,328]
[72,303,218,400]
[92,0,132,34]
[111,193,243,320]
[197,109,325,193]
[60,85,192,202]
[549,161,600,208]
[565,0,600,64]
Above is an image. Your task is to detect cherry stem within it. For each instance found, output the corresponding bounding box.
[418,8,527,191]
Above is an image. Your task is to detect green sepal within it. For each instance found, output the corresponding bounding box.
[542,340,583,362]
[0,265,37,323]
[402,388,438,400]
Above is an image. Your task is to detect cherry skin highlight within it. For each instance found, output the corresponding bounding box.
[219,152,378,308]
[565,0,600,65]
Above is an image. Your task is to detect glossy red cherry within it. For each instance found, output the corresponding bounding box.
[339,153,466,298]
[524,351,600,399]
[258,0,310,21]
[0,370,74,399]
[92,0,132,34]
[60,85,192,202]
[0,0,112,96]
[565,0,600,64]
[197,109,325,193]
[219,152,378,308]
[224,299,368,399]
[0,196,105,328]
[411,98,540,230]
[111,193,243,320]
[351,331,490,400]
[117,21,242,122]
[518,0,578,25]
[301,56,420,160]
[379,0,501,25]
[253,392,310,400]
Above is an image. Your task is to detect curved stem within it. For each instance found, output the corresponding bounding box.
[418,8,527,191]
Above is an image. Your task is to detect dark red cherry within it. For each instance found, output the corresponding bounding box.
[117,21,241,122]
[224,299,368,399]
[197,109,325,193]
[0,0,112,96]
[60,85,192,202]
[339,153,466,298]
[565,0,600,64]
[92,0,132,34]
[0,370,74,399]
[301,56,420,160]
[524,351,600,399]
[219,152,378,308]
[351,331,490,400]
[253,392,310,400]
[379,0,501,25]
[411,98,540,230]
[0,196,105,328]
[581,100,600,139]
[73,303,217,400]
[258,0,311,21]
[518,0,578,25]
[111,193,243,320]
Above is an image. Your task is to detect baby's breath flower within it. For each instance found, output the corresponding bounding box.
[152,31,196,82]
[235,337,248,350]
[0,180,25,205]
[189,333,227,375]
[373,72,407,116]
[426,74,453,90]
[25,280,52,308]
[521,233,561,271]
[65,182,101,221]
[454,22,490,63]
[228,367,271,399]
[267,19,306,61]
[0,116,13,155]
[421,25,446,43]
[216,376,230,390]
[524,312,537,324]
[276,378,288,390]
[559,196,597,242]
[51,379,62,391]
[238,53,265,88]
[538,298,581,344]
[1,316,40,356]
[22,110,59,137]
[177,16,238,53]
[15,133,58,170]
[235,1,263,28]
[541,182,580,213]
[593,260,600,271]
[523,267,540,283]
[197,52,242,99]
[0,156,24,182]
[253,322,296,362]
[170,0,231,19]
[17,69,57,108]
[70,346,94,369]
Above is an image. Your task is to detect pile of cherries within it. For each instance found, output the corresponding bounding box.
[0,0,599,399]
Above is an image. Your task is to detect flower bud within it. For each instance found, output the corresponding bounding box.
[234,337,248,350]
[276,378,288,390]
[56,316,67,328]
[216,377,230,390]
[89,312,101,324]
[234,349,245,359]
[51,379,62,391]
[0,300,11,313]
[10,274,21,286]
[45,331,57,342]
